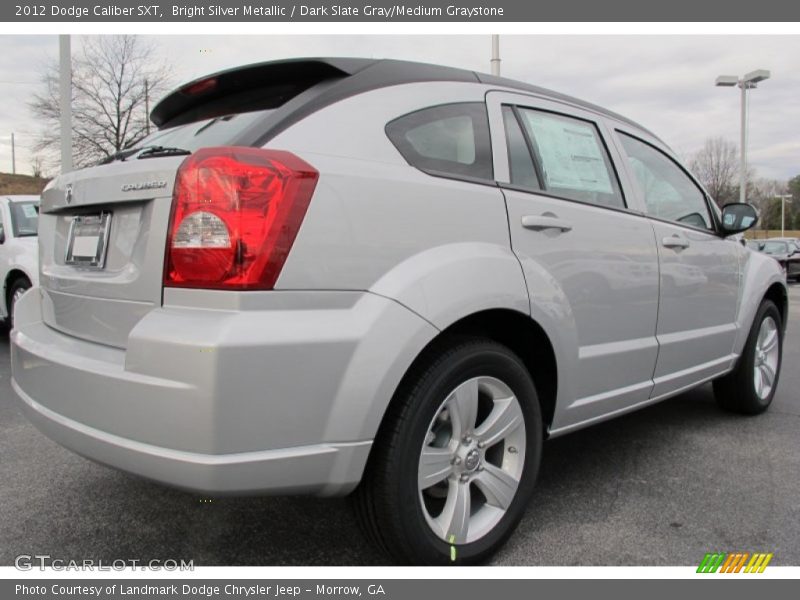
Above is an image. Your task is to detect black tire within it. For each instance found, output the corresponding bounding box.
[713,300,783,415]
[6,277,31,330]
[353,337,543,565]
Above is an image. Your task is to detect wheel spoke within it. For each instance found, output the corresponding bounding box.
[757,321,769,347]
[761,327,778,353]
[754,367,763,397]
[474,397,523,448]
[448,379,479,439]
[437,480,471,543]
[760,364,775,389]
[418,446,453,489]
[474,464,519,510]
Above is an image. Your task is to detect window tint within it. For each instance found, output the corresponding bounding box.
[502,106,540,190]
[619,133,713,231]
[516,108,624,209]
[762,241,789,255]
[9,201,39,237]
[130,110,274,153]
[386,103,493,180]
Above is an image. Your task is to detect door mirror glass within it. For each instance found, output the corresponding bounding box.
[720,203,758,234]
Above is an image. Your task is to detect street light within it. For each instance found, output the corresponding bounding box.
[776,194,792,237]
[715,69,771,204]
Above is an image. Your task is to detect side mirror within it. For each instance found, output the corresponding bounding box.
[720,203,758,235]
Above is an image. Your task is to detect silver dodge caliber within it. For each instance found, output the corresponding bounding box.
[11,58,787,565]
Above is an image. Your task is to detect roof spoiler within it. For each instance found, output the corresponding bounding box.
[150,58,376,128]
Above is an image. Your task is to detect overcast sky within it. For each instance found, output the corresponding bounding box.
[1,34,798,181]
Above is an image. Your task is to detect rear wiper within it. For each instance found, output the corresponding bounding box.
[137,145,192,159]
[99,145,192,164]
[99,147,142,164]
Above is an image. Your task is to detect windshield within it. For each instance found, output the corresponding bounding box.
[762,241,788,255]
[127,109,274,154]
[9,201,39,237]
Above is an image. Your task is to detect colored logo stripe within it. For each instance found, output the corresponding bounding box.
[697,552,773,573]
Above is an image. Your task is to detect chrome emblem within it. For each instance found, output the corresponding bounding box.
[65,184,73,204]
[121,180,168,192]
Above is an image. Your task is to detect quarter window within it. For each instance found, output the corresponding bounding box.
[386,103,493,181]
[618,133,714,231]
[514,108,625,209]
[502,106,540,190]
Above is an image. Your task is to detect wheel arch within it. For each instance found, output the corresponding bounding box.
[763,281,788,331]
[370,308,559,456]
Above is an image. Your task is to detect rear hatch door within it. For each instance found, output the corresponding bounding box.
[39,157,183,349]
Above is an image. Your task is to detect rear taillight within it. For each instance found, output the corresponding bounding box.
[164,147,318,290]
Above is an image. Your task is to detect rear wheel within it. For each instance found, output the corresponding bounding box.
[6,277,31,330]
[713,300,782,415]
[353,338,542,565]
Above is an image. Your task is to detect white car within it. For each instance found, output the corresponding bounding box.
[0,195,39,327]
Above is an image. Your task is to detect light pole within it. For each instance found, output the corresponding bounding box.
[776,194,792,237]
[59,34,73,173]
[490,35,501,76]
[715,69,770,204]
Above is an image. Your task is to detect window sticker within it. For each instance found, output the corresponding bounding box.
[21,204,38,219]
[522,112,613,194]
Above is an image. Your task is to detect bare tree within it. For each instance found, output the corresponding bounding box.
[29,36,172,169]
[688,137,739,207]
[31,155,44,178]
[749,178,789,232]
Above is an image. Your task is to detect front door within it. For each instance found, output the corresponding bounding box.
[614,130,740,397]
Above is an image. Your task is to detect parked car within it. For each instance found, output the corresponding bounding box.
[745,239,764,251]
[0,195,39,328]
[10,59,787,565]
[760,239,800,281]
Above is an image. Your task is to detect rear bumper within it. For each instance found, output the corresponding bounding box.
[11,287,436,495]
[13,380,369,495]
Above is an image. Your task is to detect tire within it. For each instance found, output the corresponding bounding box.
[6,277,31,331]
[353,337,543,565]
[713,300,783,415]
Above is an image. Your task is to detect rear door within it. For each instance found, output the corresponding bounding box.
[486,91,661,431]
[612,128,740,397]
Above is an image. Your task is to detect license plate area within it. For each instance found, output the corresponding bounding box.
[65,213,112,268]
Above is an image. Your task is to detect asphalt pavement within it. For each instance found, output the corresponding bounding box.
[1,284,798,566]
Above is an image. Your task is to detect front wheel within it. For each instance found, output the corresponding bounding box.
[353,338,543,565]
[713,300,783,415]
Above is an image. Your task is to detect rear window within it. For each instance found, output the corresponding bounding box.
[762,241,788,255]
[9,201,39,237]
[386,103,493,181]
[129,110,274,153]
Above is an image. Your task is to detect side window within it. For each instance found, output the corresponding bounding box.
[386,102,493,181]
[618,133,714,231]
[502,106,540,190]
[516,107,625,209]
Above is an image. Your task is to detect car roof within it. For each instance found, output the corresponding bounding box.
[2,195,39,203]
[152,57,660,142]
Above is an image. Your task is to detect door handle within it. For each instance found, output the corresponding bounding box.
[662,235,690,249]
[521,215,573,232]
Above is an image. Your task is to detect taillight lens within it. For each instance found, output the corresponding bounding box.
[164,147,318,290]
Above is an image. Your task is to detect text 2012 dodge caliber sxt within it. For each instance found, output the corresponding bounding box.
[11,58,787,565]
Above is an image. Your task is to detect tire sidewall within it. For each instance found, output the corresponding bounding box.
[740,301,783,411]
[392,341,543,565]
[7,278,31,328]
